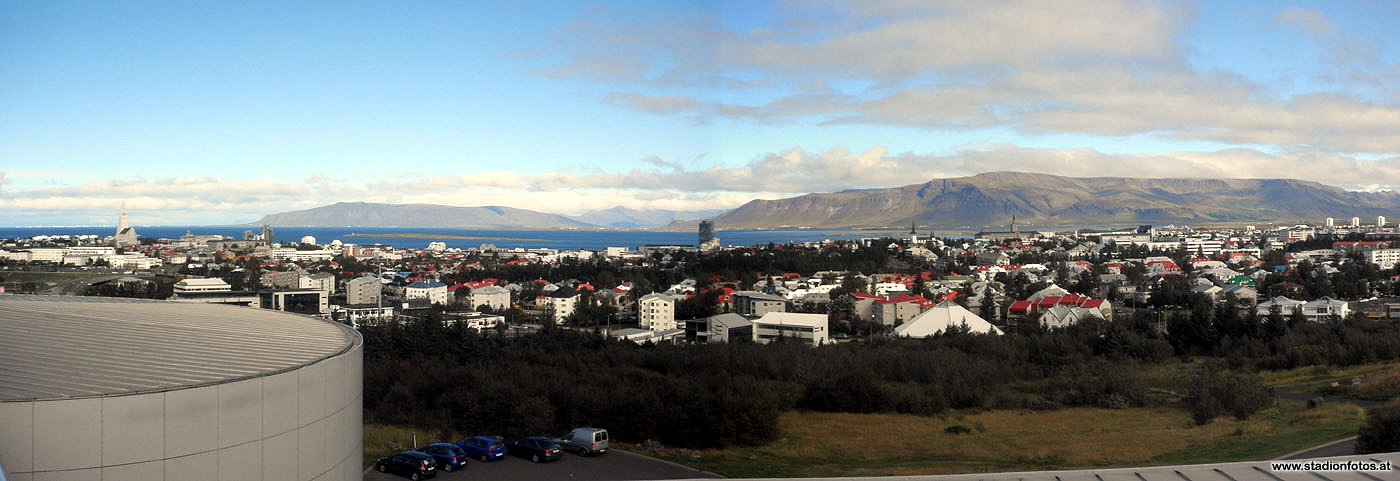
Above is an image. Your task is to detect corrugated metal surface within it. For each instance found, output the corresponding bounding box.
[0,295,355,401]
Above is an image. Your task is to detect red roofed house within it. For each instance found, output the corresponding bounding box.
[851,292,883,322]
[874,294,937,326]
[1008,293,1113,326]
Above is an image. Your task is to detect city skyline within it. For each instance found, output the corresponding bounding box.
[4,1,1400,225]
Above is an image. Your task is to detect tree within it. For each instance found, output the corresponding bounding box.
[1186,363,1272,425]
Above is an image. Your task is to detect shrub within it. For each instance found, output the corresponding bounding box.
[1186,363,1273,425]
[1357,401,1400,454]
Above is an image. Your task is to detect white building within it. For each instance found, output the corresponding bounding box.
[638,293,681,331]
[173,277,232,294]
[873,282,910,296]
[448,312,506,330]
[468,285,511,311]
[269,248,338,262]
[732,291,787,318]
[67,246,116,256]
[894,301,1003,337]
[752,312,828,346]
[24,248,66,263]
[405,281,449,305]
[427,241,447,252]
[546,286,580,324]
[104,253,162,270]
[1302,298,1350,322]
[1365,248,1400,270]
[1256,296,1306,317]
[346,276,382,306]
[307,272,336,294]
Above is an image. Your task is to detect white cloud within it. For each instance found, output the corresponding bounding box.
[1276,7,1336,36]
[560,1,1400,154]
[8,146,1398,224]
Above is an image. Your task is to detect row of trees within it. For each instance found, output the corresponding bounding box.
[360,302,1400,448]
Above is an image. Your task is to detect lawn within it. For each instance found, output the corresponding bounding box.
[1259,362,1400,388]
[363,423,461,468]
[653,402,1364,478]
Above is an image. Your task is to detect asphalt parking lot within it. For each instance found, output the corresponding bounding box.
[363,449,721,481]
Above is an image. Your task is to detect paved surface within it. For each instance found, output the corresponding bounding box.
[726,453,1400,481]
[363,449,721,481]
[1281,436,1360,460]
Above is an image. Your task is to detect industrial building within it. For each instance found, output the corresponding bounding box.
[0,295,362,481]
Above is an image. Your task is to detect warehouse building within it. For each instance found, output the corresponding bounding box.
[0,295,363,481]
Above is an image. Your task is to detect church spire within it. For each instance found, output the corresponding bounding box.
[117,201,129,232]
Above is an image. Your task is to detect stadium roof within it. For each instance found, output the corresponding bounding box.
[0,295,358,401]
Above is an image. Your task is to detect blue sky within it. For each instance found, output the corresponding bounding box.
[3,0,1399,225]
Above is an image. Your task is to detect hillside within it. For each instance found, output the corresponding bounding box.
[248,202,596,229]
[711,172,1400,228]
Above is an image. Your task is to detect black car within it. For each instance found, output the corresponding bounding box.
[374,451,438,480]
[506,436,563,463]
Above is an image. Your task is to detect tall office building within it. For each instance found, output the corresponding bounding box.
[699,220,715,246]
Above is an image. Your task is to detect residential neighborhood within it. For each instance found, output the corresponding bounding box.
[7,215,1400,350]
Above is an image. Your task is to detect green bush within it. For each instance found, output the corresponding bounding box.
[1186,363,1273,425]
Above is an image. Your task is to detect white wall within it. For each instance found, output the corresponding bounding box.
[0,341,362,481]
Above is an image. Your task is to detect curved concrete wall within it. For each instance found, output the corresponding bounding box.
[0,341,362,481]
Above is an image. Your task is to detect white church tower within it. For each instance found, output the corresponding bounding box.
[114,201,139,247]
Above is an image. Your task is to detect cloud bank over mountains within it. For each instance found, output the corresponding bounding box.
[4,1,1399,225]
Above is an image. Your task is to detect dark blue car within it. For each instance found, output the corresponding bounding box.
[457,436,508,461]
[506,435,563,463]
[417,443,469,472]
[374,451,437,480]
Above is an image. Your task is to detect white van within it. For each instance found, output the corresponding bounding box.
[555,427,609,456]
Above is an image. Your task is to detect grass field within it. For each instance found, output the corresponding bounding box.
[1259,362,1400,388]
[652,401,1364,478]
[363,424,462,468]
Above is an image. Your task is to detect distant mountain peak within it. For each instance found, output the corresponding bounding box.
[712,172,1398,229]
[249,202,595,228]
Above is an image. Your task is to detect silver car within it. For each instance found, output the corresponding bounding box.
[555,427,609,456]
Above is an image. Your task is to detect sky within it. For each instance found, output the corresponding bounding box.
[3,0,1400,226]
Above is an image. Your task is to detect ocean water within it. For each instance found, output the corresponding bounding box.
[0,226,910,251]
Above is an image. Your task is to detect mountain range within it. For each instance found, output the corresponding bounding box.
[706,172,1400,229]
[249,172,1400,229]
[247,202,722,229]
[248,202,595,229]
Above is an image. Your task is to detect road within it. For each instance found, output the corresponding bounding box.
[363,449,721,481]
[1279,436,1358,460]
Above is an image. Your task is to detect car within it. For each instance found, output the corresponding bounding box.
[417,442,469,472]
[555,427,609,456]
[506,435,563,463]
[456,435,508,461]
[374,451,437,480]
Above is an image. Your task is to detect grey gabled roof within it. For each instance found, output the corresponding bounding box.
[703,313,751,329]
[0,295,358,401]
